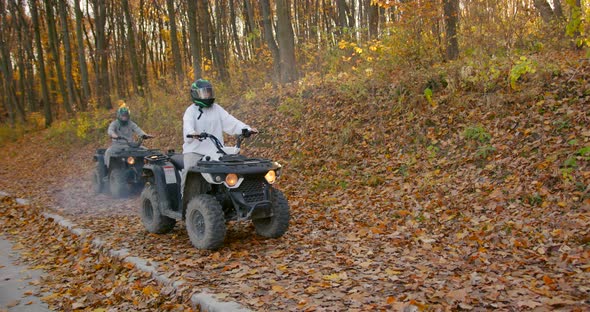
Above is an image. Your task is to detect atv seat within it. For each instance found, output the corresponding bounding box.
[169,154,184,170]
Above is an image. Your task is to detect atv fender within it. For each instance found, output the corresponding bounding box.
[143,162,182,220]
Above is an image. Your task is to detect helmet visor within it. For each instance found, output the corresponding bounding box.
[195,87,214,99]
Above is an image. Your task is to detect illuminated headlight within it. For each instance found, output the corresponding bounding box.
[265,170,276,184]
[225,173,238,187]
[127,157,135,165]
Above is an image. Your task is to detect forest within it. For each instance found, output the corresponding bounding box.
[0,0,578,129]
[0,0,589,311]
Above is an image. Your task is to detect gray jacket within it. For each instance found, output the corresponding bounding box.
[107,120,146,143]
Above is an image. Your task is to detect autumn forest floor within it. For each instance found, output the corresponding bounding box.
[1,49,589,311]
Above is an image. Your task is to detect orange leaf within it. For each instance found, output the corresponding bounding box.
[542,275,554,286]
[142,285,159,297]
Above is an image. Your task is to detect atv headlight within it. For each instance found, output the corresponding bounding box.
[265,170,276,184]
[127,157,135,165]
[225,173,238,187]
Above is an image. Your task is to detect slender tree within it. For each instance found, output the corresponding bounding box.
[92,0,112,109]
[45,0,73,115]
[122,0,144,96]
[276,0,297,83]
[261,0,280,81]
[58,0,79,110]
[187,0,203,80]
[29,0,53,126]
[229,0,243,60]
[0,27,18,124]
[167,0,184,81]
[11,0,38,112]
[368,0,379,40]
[443,0,459,60]
[74,0,91,108]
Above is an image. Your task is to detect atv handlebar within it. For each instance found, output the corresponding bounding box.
[186,129,258,152]
[112,134,153,147]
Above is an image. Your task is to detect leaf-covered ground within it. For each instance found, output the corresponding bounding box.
[1,51,589,310]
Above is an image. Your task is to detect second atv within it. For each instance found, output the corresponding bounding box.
[93,135,161,198]
[139,129,290,250]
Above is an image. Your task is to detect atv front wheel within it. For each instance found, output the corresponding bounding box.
[253,188,290,238]
[109,168,129,198]
[186,195,226,250]
[92,169,103,194]
[140,185,176,233]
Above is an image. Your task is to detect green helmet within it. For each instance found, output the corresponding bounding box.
[117,106,130,125]
[191,79,215,108]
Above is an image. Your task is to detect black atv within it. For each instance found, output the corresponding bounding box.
[139,129,290,250]
[93,135,160,198]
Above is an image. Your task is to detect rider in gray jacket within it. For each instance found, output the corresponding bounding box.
[105,105,152,167]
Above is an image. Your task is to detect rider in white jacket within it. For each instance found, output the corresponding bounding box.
[182,79,256,192]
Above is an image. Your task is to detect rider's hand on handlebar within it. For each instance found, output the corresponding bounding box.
[142,134,155,139]
[111,134,119,139]
[186,133,207,140]
[242,128,258,138]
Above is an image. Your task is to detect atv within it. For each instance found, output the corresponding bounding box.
[139,129,290,250]
[93,135,160,198]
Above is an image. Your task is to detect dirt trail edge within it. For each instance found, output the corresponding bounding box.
[1,192,245,311]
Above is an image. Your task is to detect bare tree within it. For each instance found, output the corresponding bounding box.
[29,0,53,126]
[58,0,79,110]
[276,0,297,83]
[122,0,144,96]
[167,0,184,81]
[187,0,203,80]
[92,0,112,109]
[443,0,459,60]
[45,0,73,115]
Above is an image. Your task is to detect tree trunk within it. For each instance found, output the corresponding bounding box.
[0,42,18,125]
[122,0,144,96]
[533,0,556,23]
[443,0,459,60]
[11,1,38,112]
[58,0,79,111]
[93,0,112,109]
[243,0,262,57]
[229,0,243,60]
[210,0,230,82]
[260,0,280,82]
[368,0,379,40]
[202,0,229,82]
[45,0,73,116]
[276,0,297,83]
[114,8,128,98]
[9,0,36,114]
[554,0,564,19]
[74,0,90,109]
[187,0,202,80]
[138,0,150,95]
[167,0,184,81]
[29,0,53,126]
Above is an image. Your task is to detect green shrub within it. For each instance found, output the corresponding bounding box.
[509,56,536,90]
[463,125,492,143]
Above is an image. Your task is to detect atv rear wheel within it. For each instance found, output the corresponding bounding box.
[253,188,290,238]
[186,195,226,250]
[109,168,129,198]
[140,185,176,233]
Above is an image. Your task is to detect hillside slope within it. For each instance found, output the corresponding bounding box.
[0,50,588,310]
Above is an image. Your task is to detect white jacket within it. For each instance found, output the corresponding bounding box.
[182,103,250,155]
